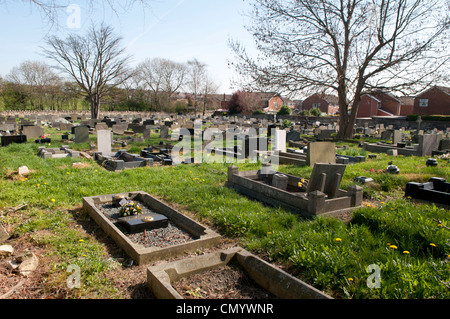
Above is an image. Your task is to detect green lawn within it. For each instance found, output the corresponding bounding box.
[1,128,449,299]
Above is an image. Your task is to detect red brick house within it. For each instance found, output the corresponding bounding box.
[356,90,413,118]
[413,86,450,115]
[302,93,339,115]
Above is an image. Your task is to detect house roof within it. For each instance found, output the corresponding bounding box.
[417,85,450,97]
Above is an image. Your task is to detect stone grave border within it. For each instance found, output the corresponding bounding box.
[147,246,332,299]
[226,165,363,218]
[82,191,222,265]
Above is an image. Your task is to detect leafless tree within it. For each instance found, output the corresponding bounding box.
[229,0,450,138]
[186,59,207,115]
[43,24,132,119]
[6,60,61,109]
[200,75,220,116]
[0,0,152,27]
[136,58,187,111]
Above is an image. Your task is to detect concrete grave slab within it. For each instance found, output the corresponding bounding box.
[147,247,332,299]
[82,191,222,265]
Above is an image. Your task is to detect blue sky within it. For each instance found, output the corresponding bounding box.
[0,0,255,94]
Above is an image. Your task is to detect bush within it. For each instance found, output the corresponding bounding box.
[277,105,291,115]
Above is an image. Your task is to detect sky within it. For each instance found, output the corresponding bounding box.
[0,0,256,94]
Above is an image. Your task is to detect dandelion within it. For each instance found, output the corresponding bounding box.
[335,238,342,242]
[348,278,354,282]
[438,224,443,228]
[389,245,397,249]
[79,239,84,243]
[267,232,272,235]
[51,198,55,202]
[36,184,40,187]
[380,202,385,204]
[403,251,410,254]
[430,243,436,247]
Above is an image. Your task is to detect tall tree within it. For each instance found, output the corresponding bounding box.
[187,59,207,115]
[230,0,450,138]
[43,24,132,119]
[136,58,187,111]
[7,60,61,110]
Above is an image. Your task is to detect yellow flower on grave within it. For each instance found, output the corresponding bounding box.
[430,243,436,247]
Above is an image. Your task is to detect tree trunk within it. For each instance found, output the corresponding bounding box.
[90,94,100,119]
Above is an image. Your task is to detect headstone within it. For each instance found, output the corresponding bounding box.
[306,163,346,199]
[22,125,44,139]
[418,134,442,156]
[306,142,336,166]
[273,129,286,152]
[393,130,402,145]
[74,126,90,143]
[159,125,170,139]
[1,135,27,147]
[97,130,113,155]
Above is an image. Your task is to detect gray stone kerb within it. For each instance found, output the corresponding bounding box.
[82,191,222,265]
[147,246,333,299]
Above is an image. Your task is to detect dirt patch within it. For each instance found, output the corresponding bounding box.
[172,260,277,299]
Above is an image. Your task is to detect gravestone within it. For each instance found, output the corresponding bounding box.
[143,128,151,139]
[381,130,393,141]
[159,125,170,139]
[273,129,286,152]
[306,142,336,166]
[97,130,113,155]
[112,123,128,135]
[393,130,402,145]
[74,126,90,143]
[1,135,27,147]
[306,163,346,199]
[22,126,44,139]
[418,134,442,156]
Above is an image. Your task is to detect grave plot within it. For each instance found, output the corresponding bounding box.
[140,146,173,165]
[37,145,80,159]
[147,247,332,299]
[226,163,363,218]
[255,142,336,167]
[83,191,222,265]
[405,177,450,206]
[1,135,27,147]
[93,150,152,171]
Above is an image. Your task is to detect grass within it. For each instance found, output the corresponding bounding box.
[0,127,449,299]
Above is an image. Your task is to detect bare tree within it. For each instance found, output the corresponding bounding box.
[43,24,132,119]
[200,75,220,116]
[230,0,450,138]
[187,59,207,115]
[137,58,187,111]
[0,1,152,27]
[6,60,61,110]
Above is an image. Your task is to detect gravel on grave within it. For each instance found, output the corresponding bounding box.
[94,203,196,248]
[172,261,278,299]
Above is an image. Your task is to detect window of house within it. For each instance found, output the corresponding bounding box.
[419,99,428,107]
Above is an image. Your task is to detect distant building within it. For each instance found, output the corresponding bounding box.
[356,90,413,118]
[302,93,339,115]
[413,86,450,115]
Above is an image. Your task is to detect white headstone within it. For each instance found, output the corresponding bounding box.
[274,129,287,152]
[97,130,113,155]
